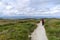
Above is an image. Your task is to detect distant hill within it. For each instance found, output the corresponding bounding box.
[0,15,59,19]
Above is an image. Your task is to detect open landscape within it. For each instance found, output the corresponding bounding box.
[0,19,40,40]
[0,18,60,40]
[45,18,60,40]
[0,0,60,40]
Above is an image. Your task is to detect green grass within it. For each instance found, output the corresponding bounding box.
[0,19,40,40]
[0,18,60,40]
[45,18,60,40]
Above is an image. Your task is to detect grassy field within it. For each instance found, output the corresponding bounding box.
[45,18,60,40]
[0,19,40,40]
[0,18,60,40]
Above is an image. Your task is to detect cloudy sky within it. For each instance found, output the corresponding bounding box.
[0,0,60,18]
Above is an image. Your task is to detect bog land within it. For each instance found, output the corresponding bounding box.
[0,18,60,40]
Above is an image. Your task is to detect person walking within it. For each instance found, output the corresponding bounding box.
[42,19,44,25]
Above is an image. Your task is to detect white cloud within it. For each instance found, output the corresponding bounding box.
[0,0,30,16]
[0,2,3,5]
[6,5,13,10]
[0,0,60,17]
[49,5,60,14]
[0,2,5,8]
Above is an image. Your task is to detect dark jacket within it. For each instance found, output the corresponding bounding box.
[42,19,44,25]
